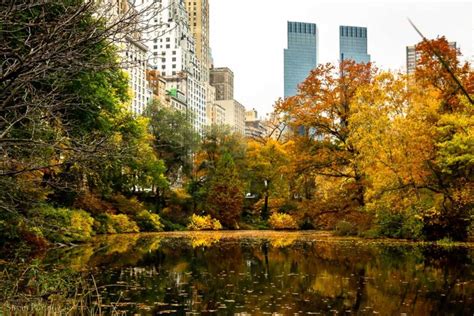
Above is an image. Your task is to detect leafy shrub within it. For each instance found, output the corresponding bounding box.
[93,214,116,234]
[30,206,94,243]
[162,189,194,225]
[112,194,146,215]
[240,215,269,230]
[253,198,287,214]
[375,210,424,240]
[187,214,222,231]
[73,192,114,215]
[334,220,358,236]
[160,217,187,231]
[69,210,95,241]
[0,212,22,243]
[109,214,139,233]
[135,210,163,232]
[18,224,49,249]
[268,213,298,230]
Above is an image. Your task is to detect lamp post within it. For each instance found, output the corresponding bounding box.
[262,179,269,220]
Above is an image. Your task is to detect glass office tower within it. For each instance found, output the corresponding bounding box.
[339,26,370,63]
[284,21,318,98]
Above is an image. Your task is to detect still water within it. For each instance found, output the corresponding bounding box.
[44,231,473,315]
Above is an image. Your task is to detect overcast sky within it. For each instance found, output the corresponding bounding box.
[210,1,473,116]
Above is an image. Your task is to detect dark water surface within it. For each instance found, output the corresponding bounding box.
[44,231,474,315]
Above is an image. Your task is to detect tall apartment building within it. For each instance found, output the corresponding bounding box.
[139,0,207,133]
[122,36,149,115]
[184,0,210,80]
[216,99,245,135]
[284,21,318,98]
[339,26,370,64]
[406,41,457,74]
[210,67,234,100]
[103,0,149,115]
[206,85,226,125]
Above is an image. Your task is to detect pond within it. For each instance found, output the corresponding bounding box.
[18,231,474,314]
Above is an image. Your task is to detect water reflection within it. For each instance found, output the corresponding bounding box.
[45,232,474,315]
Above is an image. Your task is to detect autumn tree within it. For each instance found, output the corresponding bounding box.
[188,125,246,213]
[206,153,244,228]
[350,37,473,240]
[246,139,291,220]
[276,61,376,217]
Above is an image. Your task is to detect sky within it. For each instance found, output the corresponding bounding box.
[210,1,473,117]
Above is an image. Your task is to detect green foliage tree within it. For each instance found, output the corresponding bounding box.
[0,0,166,243]
[145,101,200,186]
[188,125,246,213]
[206,153,244,229]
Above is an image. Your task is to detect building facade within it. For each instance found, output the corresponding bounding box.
[185,0,210,81]
[216,99,245,135]
[406,41,457,74]
[146,69,168,106]
[122,36,148,115]
[139,0,207,133]
[210,67,234,100]
[284,21,318,98]
[206,85,226,125]
[245,109,266,139]
[339,26,370,63]
[103,0,149,115]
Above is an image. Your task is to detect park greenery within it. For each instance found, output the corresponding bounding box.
[0,0,473,252]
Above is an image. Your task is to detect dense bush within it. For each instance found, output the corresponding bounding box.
[334,220,358,236]
[187,214,222,231]
[30,206,94,243]
[161,189,194,225]
[73,192,114,215]
[112,194,147,215]
[109,214,139,233]
[374,210,424,240]
[93,214,117,234]
[135,210,164,232]
[268,213,298,230]
[160,217,187,231]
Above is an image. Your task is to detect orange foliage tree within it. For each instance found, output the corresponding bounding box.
[350,37,473,240]
[276,60,376,216]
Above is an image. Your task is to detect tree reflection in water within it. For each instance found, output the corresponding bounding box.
[40,232,474,314]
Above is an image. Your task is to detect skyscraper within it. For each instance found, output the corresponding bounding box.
[406,42,457,74]
[139,0,207,134]
[339,26,370,63]
[185,0,210,81]
[284,21,318,98]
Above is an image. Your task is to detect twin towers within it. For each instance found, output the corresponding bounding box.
[283,21,370,98]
